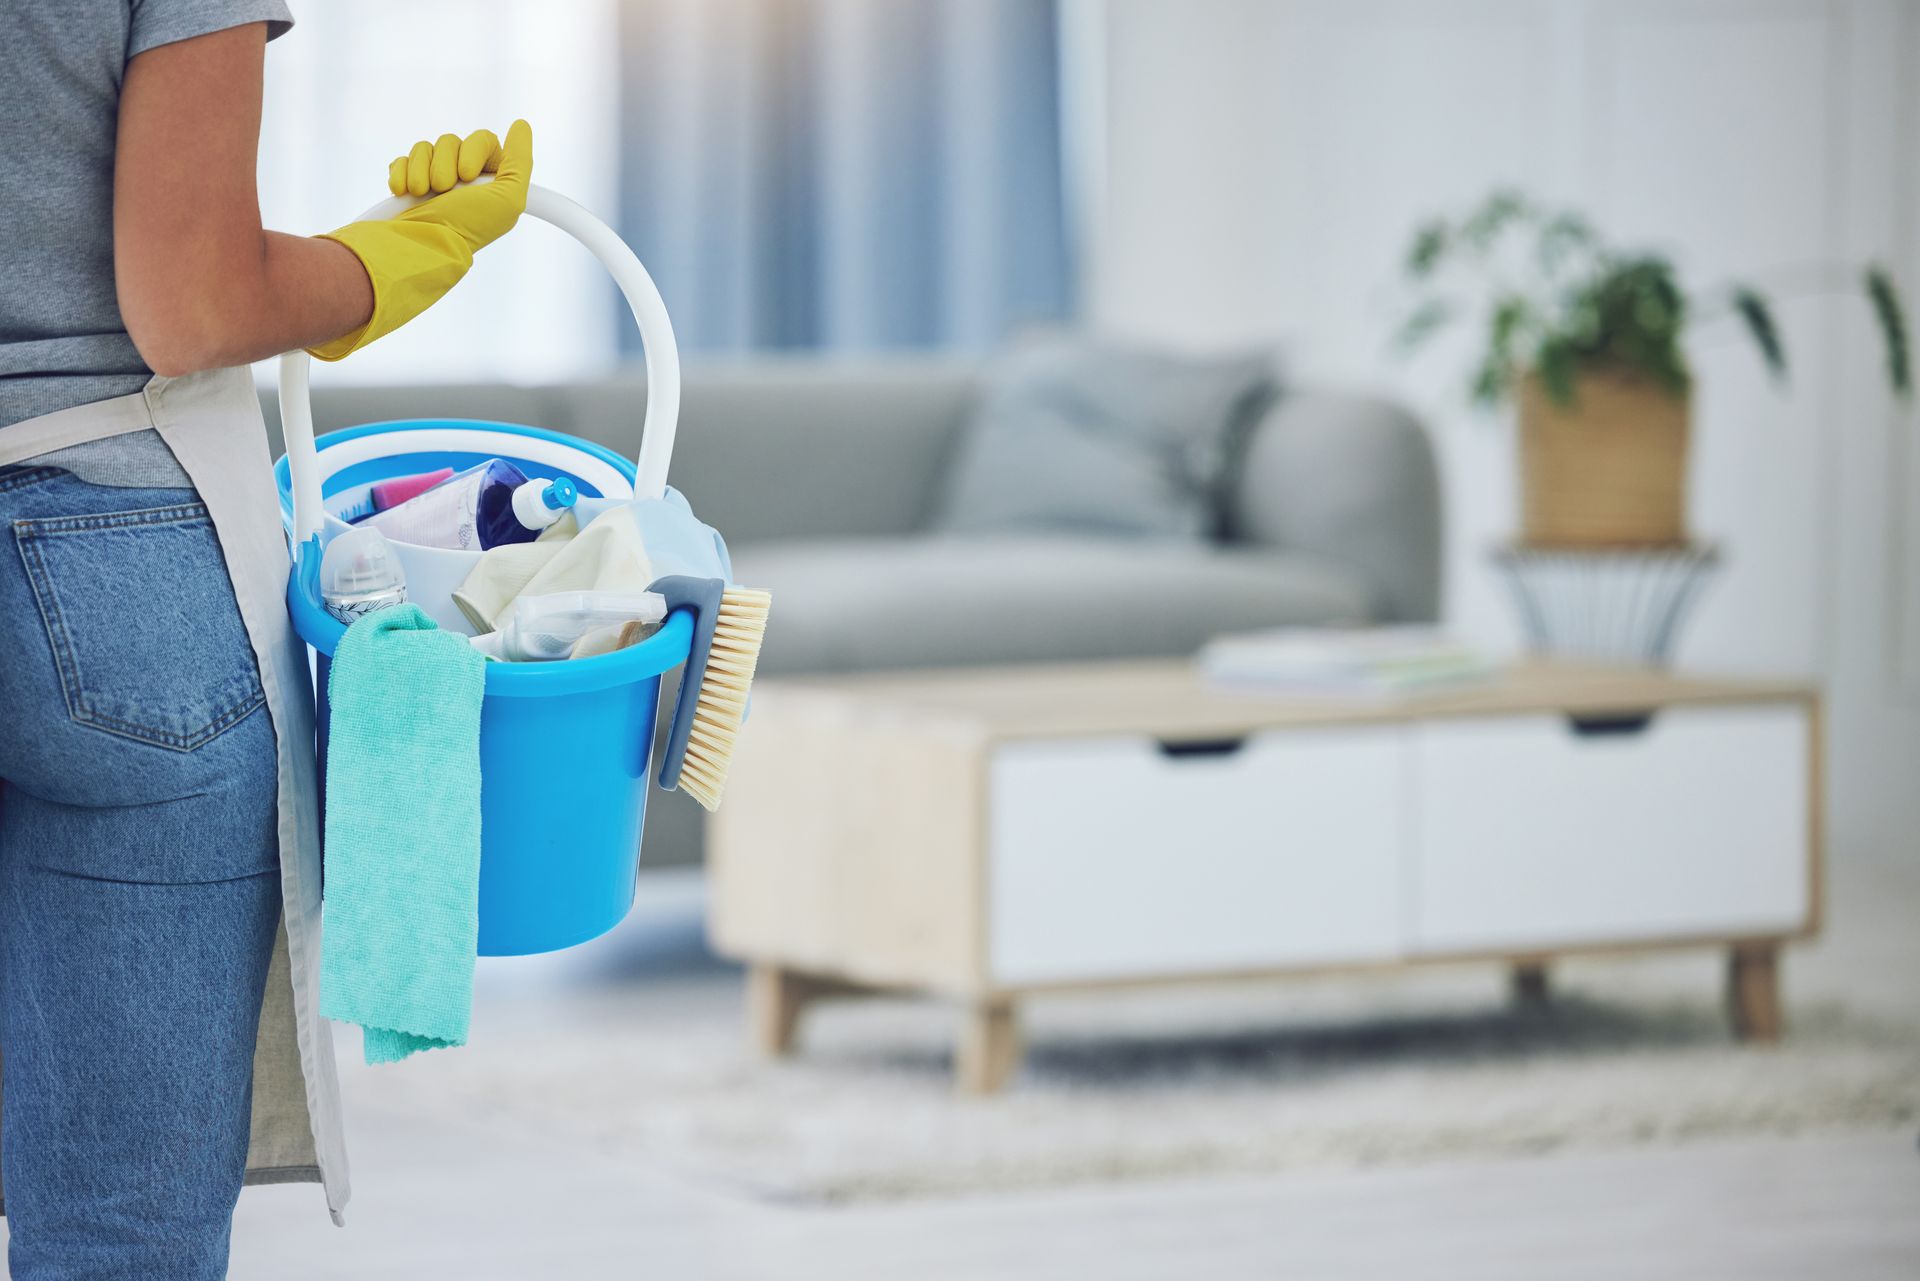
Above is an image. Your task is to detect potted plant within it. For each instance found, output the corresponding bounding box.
[1397,191,1911,547]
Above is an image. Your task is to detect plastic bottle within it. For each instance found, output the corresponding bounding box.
[339,466,457,523]
[320,526,408,623]
[360,459,578,551]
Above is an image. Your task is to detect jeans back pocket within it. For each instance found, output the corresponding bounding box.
[14,502,266,751]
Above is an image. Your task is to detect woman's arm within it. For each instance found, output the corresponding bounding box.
[115,22,373,376]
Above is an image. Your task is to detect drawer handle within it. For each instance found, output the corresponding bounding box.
[1567,712,1656,738]
[1157,736,1248,760]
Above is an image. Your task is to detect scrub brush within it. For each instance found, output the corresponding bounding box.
[652,576,772,811]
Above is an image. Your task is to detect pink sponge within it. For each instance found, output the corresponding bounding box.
[370,467,455,512]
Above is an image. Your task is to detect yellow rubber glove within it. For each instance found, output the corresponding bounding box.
[307,120,533,361]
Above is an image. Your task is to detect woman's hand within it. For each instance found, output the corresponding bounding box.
[306,120,534,361]
[388,129,505,198]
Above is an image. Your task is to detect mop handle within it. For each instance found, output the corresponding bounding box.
[282,178,680,544]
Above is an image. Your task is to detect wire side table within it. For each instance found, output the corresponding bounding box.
[1491,543,1721,666]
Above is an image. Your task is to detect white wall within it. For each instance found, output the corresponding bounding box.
[1080,0,1920,859]
[256,0,622,384]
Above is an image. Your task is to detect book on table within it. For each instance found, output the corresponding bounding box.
[1199,626,1494,697]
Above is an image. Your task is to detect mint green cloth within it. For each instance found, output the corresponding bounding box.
[319,604,487,1064]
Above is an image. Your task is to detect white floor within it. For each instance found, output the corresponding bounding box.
[216,846,1920,1280]
[10,848,1915,1278]
[230,1110,1918,1280]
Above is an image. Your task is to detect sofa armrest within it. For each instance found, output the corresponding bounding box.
[1226,390,1442,623]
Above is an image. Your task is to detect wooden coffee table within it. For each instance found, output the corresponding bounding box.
[707,662,1820,1094]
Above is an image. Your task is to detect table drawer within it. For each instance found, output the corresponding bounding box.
[988,727,1404,985]
[1409,703,1812,953]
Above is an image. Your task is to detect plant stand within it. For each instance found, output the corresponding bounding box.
[1492,543,1720,666]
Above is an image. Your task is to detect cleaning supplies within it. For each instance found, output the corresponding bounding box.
[319,526,408,623]
[475,487,767,803]
[318,604,487,1063]
[470,590,666,662]
[573,486,733,583]
[568,618,655,660]
[649,576,770,811]
[307,120,533,362]
[457,492,655,632]
[336,466,457,523]
[623,491,768,808]
[361,458,577,552]
[448,517,579,632]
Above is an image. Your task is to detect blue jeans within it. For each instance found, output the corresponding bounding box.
[0,465,280,1280]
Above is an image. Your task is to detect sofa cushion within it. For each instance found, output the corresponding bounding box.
[731,535,1372,675]
[551,361,979,544]
[933,336,1276,541]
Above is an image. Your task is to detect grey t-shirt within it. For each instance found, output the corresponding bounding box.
[0,0,293,435]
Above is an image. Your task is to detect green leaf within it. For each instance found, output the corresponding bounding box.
[1406,222,1449,278]
[1730,286,1787,383]
[1866,265,1912,399]
[1462,190,1529,251]
[1395,298,1454,351]
[1477,295,1534,404]
[1537,212,1595,274]
[1470,357,1507,408]
[1535,338,1578,409]
[1489,295,1531,352]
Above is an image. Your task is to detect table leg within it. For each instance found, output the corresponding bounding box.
[1510,960,1551,1007]
[1727,941,1783,1042]
[956,998,1021,1096]
[748,961,817,1058]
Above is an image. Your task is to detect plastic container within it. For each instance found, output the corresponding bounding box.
[336,465,456,523]
[359,457,577,551]
[473,590,667,662]
[277,419,639,634]
[280,179,687,956]
[319,525,408,622]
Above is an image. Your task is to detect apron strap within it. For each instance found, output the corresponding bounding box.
[0,378,161,468]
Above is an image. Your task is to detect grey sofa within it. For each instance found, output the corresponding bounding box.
[263,358,1440,865]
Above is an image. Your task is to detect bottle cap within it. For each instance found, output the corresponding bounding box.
[512,478,578,530]
[319,526,408,622]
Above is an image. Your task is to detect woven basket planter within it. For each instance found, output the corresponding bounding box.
[1518,369,1689,548]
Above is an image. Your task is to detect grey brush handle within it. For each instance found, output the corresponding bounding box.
[651,575,725,793]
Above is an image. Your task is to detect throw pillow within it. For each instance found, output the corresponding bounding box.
[934,335,1277,540]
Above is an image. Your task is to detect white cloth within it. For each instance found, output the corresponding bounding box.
[457,504,656,634]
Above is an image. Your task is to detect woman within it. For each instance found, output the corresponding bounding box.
[0,2,530,1273]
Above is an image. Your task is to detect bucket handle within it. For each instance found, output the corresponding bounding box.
[281,179,680,543]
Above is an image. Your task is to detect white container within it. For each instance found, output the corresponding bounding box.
[300,428,635,634]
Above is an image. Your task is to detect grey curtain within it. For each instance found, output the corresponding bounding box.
[616,0,1070,354]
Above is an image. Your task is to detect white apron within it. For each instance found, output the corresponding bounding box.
[0,368,349,1224]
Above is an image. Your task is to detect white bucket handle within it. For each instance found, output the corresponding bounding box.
[282,178,679,543]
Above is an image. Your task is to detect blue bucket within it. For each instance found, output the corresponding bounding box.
[278,182,692,956]
[280,421,693,955]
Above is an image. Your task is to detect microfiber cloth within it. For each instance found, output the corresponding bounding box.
[319,604,487,1064]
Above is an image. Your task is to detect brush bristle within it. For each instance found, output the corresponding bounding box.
[677,586,771,811]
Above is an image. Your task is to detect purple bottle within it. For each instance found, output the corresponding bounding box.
[360,458,579,551]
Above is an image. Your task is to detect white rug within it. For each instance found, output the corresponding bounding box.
[349,955,1920,1204]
